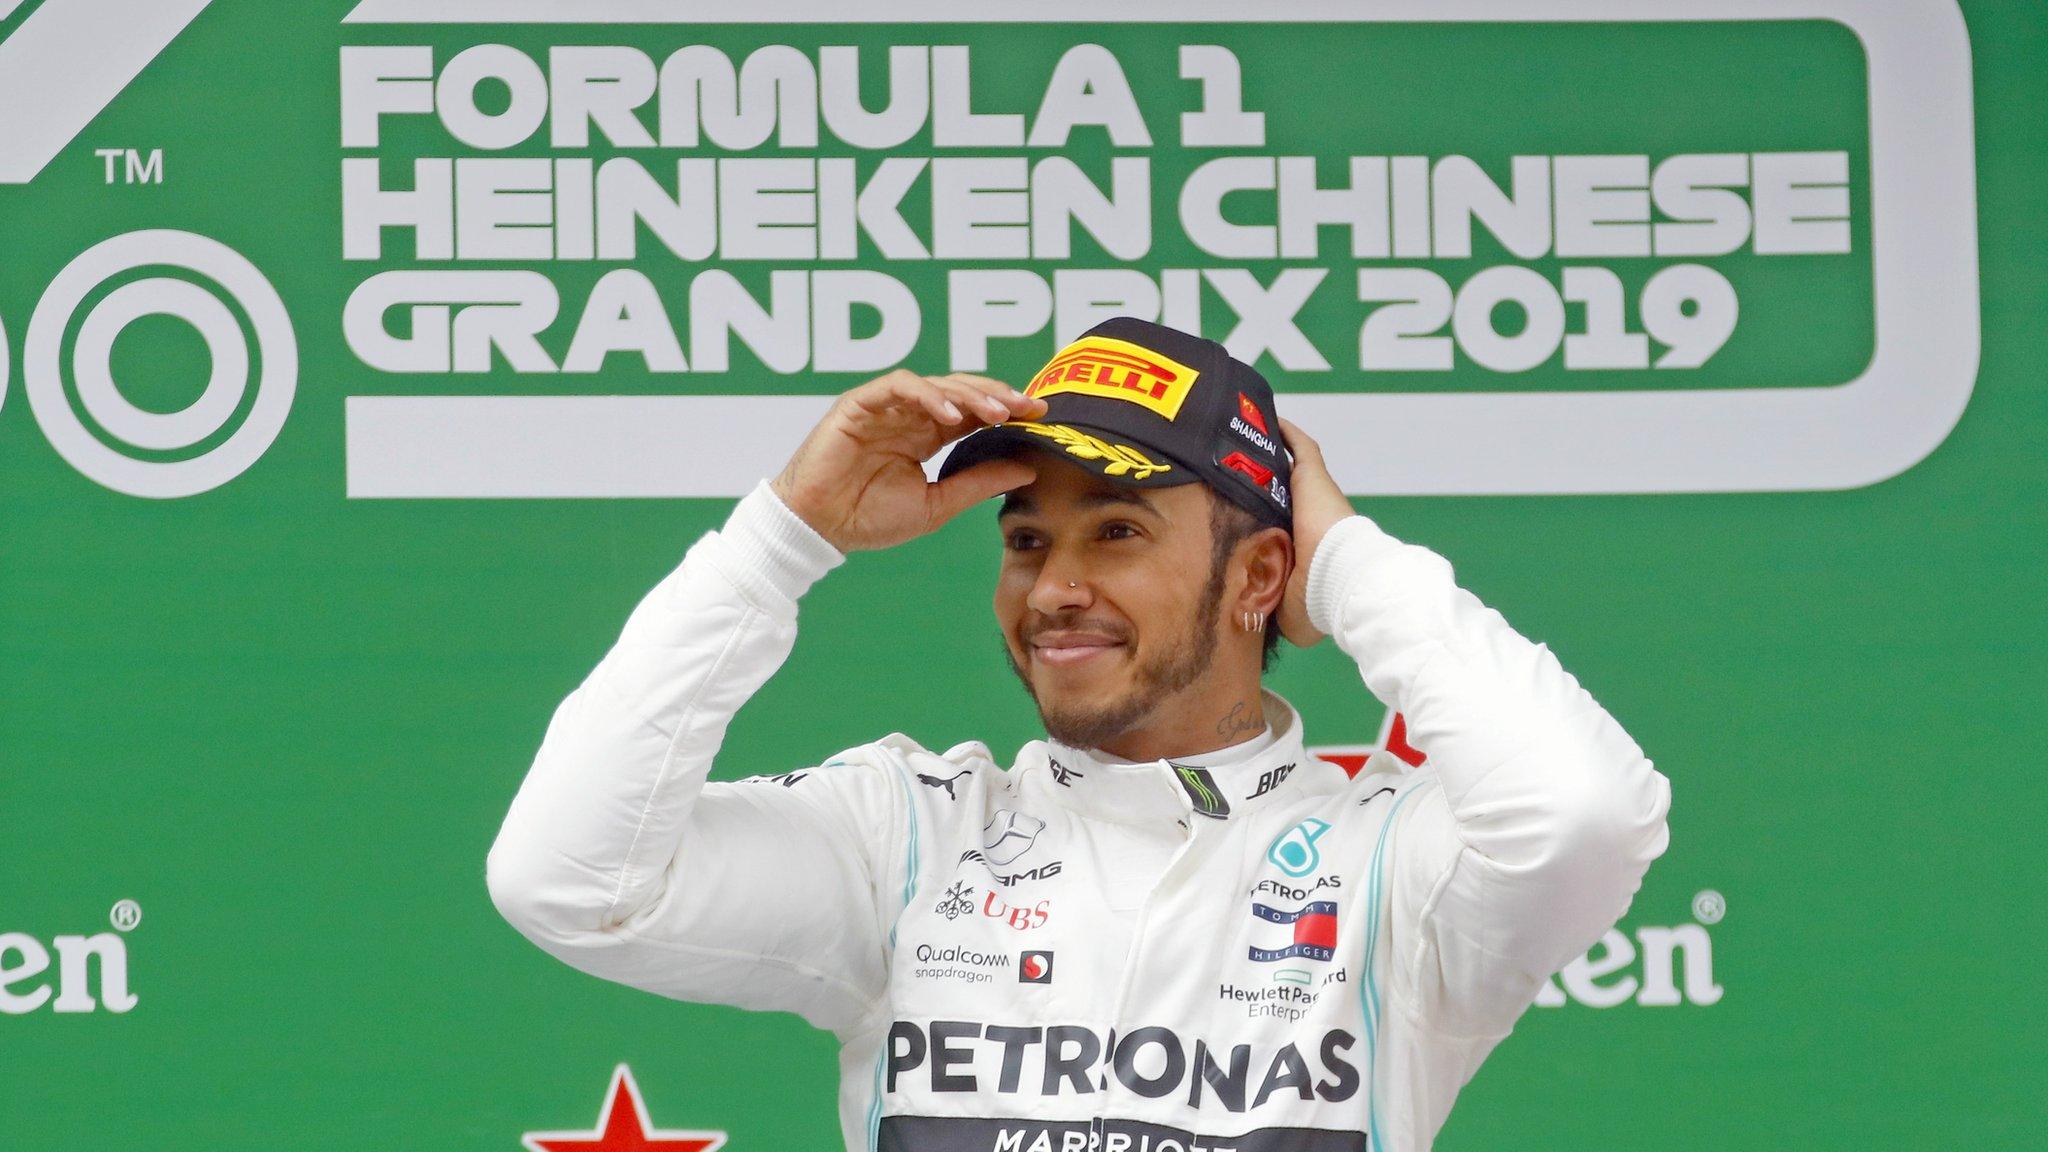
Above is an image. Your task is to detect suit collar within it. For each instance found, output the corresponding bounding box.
[1016,690,1340,826]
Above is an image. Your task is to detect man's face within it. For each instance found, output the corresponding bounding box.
[994,456,1228,749]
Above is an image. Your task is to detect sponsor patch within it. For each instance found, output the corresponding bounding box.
[1267,817,1331,878]
[982,890,1052,931]
[912,942,1013,985]
[1019,950,1055,984]
[1171,763,1231,819]
[1248,763,1295,801]
[935,882,976,921]
[917,769,969,799]
[959,849,1063,887]
[981,809,1047,866]
[1026,335,1201,420]
[1220,450,1275,487]
[1249,901,1338,962]
[883,1020,1362,1113]
[1008,422,1173,481]
[1219,968,1350,1021]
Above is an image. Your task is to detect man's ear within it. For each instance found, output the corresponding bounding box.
[1238,527,1293,617]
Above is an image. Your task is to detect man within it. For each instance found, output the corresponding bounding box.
[487,318,1672,1152]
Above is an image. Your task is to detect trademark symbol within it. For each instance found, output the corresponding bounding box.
[109,899,142,932]
[1691,889,1726,925]
[94,148,163,185]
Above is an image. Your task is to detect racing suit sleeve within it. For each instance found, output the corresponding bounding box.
[1305,515,1672,1037]
[485,481,904,1035]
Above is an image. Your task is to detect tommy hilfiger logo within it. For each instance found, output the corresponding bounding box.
[1249,902,1338,963]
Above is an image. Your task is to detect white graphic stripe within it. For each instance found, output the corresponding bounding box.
[0,0,213,184]
[344,395,832,498]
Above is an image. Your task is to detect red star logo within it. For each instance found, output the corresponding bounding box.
[522,1066,727,1152]
[1309,711,1428,779]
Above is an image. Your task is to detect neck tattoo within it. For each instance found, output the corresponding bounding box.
[1215,699,1264,742]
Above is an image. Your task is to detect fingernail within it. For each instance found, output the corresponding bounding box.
[941,401,962,421]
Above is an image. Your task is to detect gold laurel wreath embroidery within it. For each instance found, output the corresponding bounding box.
[1009,422,1172,480]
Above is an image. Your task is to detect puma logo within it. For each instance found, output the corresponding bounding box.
[918,770,969,800]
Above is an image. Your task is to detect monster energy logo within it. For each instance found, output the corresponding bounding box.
[1170,764,1231,819]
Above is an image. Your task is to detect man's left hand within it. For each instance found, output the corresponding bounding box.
[1276,417,1357,647]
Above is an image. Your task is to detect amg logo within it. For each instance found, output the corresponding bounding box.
[959,850,1063,886]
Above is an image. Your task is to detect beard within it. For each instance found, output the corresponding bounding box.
[1005,563,1229,750]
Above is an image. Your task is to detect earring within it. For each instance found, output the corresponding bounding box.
[1240,610,1265,633]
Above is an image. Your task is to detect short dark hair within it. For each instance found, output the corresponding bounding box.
[1205,489,1284,670]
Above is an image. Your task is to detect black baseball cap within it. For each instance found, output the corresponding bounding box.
[937,317,1293,530]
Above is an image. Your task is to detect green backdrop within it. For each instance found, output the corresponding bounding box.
[1,2,2039,1148]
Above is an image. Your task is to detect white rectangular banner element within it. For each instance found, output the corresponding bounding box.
[344,395,831,498]
[338,0,1979,497]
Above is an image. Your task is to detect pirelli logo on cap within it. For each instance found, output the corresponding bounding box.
[1026,336,1201,421]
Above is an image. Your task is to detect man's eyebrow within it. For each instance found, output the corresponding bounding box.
[998,492,1034,519]
[998,486,1161,520]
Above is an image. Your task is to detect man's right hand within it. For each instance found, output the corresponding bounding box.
[770,370,1048,553]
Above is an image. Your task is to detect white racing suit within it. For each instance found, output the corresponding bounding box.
[488,482,1672,1152]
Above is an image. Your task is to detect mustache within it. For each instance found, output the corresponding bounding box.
[1020,614,1133,645]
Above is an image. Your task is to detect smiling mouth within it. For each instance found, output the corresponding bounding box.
[1028,636,1126,666]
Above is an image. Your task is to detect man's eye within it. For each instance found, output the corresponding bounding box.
[1005,531,1044,551]
[1101,522,1140,541]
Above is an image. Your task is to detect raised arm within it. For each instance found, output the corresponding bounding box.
[485,370,1044,1033]
[1277,419,1672,1036]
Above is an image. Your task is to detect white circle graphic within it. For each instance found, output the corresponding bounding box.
[25,230,297,498]
[1692,888,1726,925]
[110,899,143,932]
[74,279,248,451]
[0,310,10,416]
